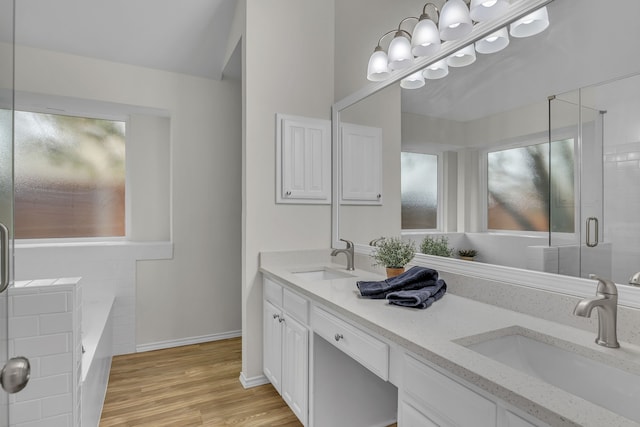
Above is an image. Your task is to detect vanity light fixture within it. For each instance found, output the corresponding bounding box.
[509,6,550,38]
[447,44,477,67]
[439,0,473,40]
[365,1,551,88]
[400,70,426,89]
[475,27,510,54]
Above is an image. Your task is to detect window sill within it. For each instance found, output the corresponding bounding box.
[14,240,173,261]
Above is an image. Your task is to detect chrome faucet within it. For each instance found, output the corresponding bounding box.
[331,238,355,271]
[573,275,620,348]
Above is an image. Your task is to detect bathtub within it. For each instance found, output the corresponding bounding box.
[82,297,115,427]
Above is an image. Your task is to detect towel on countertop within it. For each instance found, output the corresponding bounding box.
[386,279,447,309]
[357,266,439,299]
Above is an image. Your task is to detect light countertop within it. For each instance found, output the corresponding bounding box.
[260,250,640,427]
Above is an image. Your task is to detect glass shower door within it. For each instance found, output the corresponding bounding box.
[549,90,607,280]
[0,0,14,424]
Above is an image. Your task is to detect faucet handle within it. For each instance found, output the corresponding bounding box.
[589,274,618,295]
[339,238,354,249]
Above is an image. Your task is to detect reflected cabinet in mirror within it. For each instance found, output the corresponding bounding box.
[333,0,640,286]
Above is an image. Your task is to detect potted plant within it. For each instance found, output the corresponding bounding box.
[458,249,478,261]
[370,237,416,278]
[420,236,454,257]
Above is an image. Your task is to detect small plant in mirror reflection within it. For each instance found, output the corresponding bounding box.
[420,236,454,257]
[458,249,478,259]
[370,237,416,268]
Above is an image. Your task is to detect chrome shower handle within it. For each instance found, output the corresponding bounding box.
[586,217,599,248]
[0,223,8,293]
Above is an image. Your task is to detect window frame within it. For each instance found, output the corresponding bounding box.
[480,128,579,238]
[400,150,444,233]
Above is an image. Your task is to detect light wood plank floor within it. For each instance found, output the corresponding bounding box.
[100,338,302,426]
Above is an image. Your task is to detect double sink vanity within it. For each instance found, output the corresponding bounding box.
[260,249,640,427]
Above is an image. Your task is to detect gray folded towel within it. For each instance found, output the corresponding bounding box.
[357,266,439,299]
[386,279,447,309]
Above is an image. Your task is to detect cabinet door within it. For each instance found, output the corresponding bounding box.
[263,300,283,393]
[282,314,309,426]
[277,114,331,204]
[400,401,440,427]
[340,123,382,204]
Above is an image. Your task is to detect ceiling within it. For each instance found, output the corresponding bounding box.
[14,0,238,80]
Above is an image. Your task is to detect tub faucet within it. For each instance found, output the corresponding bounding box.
[331,239,355,271]
[573,275,620,348]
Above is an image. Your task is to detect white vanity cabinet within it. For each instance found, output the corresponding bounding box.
[263,277,309,425]
[399,353,549,427]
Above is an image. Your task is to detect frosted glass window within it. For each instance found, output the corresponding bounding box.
[401,152,438,229]
[14,111,126,238]
[487,139,574,232]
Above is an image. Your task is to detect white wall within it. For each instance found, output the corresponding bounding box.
[240,0,335,384]
[14,45,242,352]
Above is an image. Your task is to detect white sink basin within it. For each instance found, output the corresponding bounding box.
[292,268,354,281]
[464,329,640,422]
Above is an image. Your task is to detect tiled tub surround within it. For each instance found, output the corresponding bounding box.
[260,249,640,427]
[9,278,114,427]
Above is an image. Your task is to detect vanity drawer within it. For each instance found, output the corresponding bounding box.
[403,353,496,427]
[311,306,388,380]
[264,277,283,307]
[283,288,308,324]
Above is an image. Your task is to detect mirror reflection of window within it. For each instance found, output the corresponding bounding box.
[14,111,126,239]
[487,139,574,232]
[401,152,438,230]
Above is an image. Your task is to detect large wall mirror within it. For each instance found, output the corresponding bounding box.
[332,0,640,288]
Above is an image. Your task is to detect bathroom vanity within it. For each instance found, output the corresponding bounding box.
[260,250,640,427]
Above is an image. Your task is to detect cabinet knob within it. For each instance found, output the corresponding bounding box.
[285,191,292,196]
[377,194,381,199]
[279,317,285,323]
[273,314,280,320]
[334,333,343,342]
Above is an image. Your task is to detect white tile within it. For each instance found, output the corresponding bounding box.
[40,353,72,377]
[41,393,72,418]
[10,399,41,424]
[39,313,73,335]
[14,334,69,357]
[10,316,39,339]
[13,293,68,316]
[15,374,71,401]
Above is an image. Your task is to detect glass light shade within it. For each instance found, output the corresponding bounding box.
[367,49,391,81]
[423,60,449,79]
[411,18,441,57]
[469,0,510,21]
[439,0,473,41]
[475,27,510,54]
[400,70,425,89]
[446,44,476,67]
[388,33,414,70]
[510,7,549,38]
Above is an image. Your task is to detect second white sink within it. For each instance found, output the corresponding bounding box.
[463,328,640,423]
[292,267,354,281]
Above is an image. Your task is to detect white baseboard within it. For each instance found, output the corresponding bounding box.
[136,330,242,353]
[239,372,269,389]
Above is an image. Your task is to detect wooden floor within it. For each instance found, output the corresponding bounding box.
[100,337,302,426]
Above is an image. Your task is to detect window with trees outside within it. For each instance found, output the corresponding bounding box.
[14,111,126,239]
[401,152,438,230]
[487,139,575,233]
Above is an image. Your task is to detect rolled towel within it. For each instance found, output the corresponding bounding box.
[357,266,439,298]
[386,279,447,309]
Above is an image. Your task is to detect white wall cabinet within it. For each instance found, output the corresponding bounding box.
[263,277,309,425]
[276,113,331,204]
[340,123,383,205]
